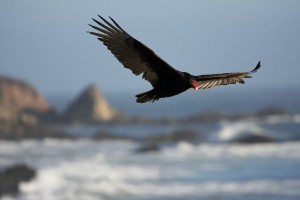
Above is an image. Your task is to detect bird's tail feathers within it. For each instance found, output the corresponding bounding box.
[136,90,158,103]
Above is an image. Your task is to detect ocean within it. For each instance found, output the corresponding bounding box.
[1,87,300,200]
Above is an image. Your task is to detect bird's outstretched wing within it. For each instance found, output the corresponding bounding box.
[195,61,261,90]
[88,15,182,87]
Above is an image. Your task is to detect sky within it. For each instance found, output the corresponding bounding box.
[1,0,300,98]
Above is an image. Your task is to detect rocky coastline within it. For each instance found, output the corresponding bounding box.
[0,75,294,141]
[0,75,297,198]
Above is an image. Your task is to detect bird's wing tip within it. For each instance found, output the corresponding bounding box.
[251,61,261,73]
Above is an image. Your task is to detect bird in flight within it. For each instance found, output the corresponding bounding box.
[88,15,261,103]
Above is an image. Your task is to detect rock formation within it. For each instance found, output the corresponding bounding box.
[232,134,275,144]
[0,164,36,197]
[0,76,70,139]
[0,116,71,140]
[0,76,51,116]
[144,129,202,143]
[0,75,57,124]
[63,84,118,123]
[135,143,161,153]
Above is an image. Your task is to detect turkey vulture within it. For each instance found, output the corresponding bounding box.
[88,16,261,103]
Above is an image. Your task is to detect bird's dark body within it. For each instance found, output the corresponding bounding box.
[88,16,261,103]
[126,36,193,102]
[136,72,192,103]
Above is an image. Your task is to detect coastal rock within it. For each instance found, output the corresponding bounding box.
[233,134,275,144]
[0,76,52,117]
[0,119,71,140]
[145,129,201,143]
[63,84,119,123]
[135,142,161,153]
[0,104,70,140]
[0,76,70,139]
[0,164,36,197]
[255,107,289,117]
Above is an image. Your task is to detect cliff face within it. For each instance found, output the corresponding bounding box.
[0,76,51,118]
[63,84,118,123]
[0,76,70,139]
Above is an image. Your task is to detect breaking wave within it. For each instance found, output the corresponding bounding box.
[217,121,265,141]
[0,139,299,200]
[214,115,300,142]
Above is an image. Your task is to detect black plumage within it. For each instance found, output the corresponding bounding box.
[88,16,261,103]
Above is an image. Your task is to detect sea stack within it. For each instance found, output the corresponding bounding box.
[63,84,118,123]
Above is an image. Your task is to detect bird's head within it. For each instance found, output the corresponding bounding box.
[190,78,199,90]
[183,72,199,90]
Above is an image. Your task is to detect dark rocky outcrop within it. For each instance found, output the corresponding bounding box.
[233,134,275,144]
[144,129,202,144]
[0,123,71,140]
[63,84,121,123]
[0,164,36,197]
[255,107,289,117]
[0,109,71,140]
[0,125,67,140]
[135,142,161,153]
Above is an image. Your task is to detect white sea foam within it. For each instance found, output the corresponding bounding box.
[19,169,300,200]
[19,153,159,200]
[127,179,300,197]
[217,121,266,141]
[0,139,299,200]
[162,141,300,159]
[215,116,300,142]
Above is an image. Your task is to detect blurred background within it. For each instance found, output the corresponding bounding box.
[0,1,300,200]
